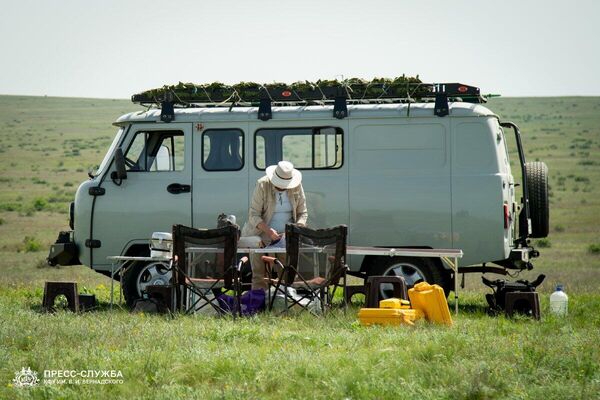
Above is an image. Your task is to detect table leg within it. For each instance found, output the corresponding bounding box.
[119,262,124,306]
[186,254,191,313]
[110,262,115,311]
[454,257,459,315]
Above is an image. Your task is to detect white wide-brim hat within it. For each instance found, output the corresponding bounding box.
[266,161,302,189]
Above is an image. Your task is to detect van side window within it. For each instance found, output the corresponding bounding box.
[202,129,244,171]
[255,127,343,170]
[124,131,184,172]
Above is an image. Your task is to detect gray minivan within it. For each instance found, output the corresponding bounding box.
[48,85,549,306]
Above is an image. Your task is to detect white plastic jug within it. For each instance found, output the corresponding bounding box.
[550,285,568,316]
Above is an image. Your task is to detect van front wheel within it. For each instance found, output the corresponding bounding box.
[367,256,451,298]
[122,261,172,307]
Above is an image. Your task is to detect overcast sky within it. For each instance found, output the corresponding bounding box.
[1,0,598,99]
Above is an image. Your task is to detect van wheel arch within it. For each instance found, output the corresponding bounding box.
[121,243,169,308]
[123,243,151,258]
[122,261,172,307]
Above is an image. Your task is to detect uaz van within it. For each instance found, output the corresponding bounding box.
[47,81,549,306]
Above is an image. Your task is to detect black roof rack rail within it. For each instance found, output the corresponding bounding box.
[131,79,490,122]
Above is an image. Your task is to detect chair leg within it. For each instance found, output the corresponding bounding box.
[283,281,289,314]
[270,278,283,312]
[237,271,242,318]
[264,260,278,312]
[233,270,239,319]
[342,268,348,314]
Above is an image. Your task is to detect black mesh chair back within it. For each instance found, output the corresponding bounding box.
[172,224,240,315]
[270,223,348,314]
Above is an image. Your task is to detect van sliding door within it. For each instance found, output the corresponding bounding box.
[192,122,249,229]
[249,120,349,231]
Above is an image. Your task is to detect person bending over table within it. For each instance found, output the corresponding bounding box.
[241,161,308,290]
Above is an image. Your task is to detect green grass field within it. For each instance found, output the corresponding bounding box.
[0,95,599,399]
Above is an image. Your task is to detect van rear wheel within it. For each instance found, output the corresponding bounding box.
[122,261,172,307]
[367,256,451,299]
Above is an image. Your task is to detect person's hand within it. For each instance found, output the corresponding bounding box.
[268,228,280,241]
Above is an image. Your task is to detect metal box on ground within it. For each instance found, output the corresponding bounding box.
[78,294,97,311]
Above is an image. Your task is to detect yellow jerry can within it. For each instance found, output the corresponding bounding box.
[379,298,410,309]
[358,308,423,326]
[408,282,453,326]
[358,298,424,326]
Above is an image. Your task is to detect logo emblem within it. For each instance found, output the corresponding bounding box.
[281,90,292,97]
[12,367,39,387]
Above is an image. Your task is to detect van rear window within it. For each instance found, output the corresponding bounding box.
[255,127,343,170]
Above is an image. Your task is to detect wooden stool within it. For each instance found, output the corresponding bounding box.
[344,285,366,304]
[505,291,540,320]
[42,281,79,312]
[365,276,408,308]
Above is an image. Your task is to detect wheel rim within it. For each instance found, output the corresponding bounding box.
[379,262,427,299]
[136,262,172,297]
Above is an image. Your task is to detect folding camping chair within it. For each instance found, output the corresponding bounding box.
[262,223,348,315]
[171,224,244,316]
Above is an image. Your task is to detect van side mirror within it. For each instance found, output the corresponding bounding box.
[111,148,127,180]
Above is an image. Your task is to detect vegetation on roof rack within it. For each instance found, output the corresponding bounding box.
[130,75,463,106]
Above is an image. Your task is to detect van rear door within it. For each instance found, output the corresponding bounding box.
[451,118,508,265]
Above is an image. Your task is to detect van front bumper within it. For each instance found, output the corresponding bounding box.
[47,231,81,266]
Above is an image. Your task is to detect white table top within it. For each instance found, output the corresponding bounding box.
[107,256,171,262]
[184,246,462,258]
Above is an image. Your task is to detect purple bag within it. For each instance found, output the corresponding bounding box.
[216,289,265,316]
[216,293,237,314]
[240,289,266,316]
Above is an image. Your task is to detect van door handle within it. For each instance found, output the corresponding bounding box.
[167,183,191,194]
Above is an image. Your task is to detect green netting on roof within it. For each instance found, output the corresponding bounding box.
[130,75,444,105]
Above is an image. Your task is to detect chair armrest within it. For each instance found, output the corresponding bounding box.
[236,256,248,271]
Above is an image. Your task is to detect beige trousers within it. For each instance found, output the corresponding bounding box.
[251,252,286,290]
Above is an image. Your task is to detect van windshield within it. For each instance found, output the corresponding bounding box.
[94,127,124,177]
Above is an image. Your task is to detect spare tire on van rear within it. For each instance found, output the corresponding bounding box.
[525,161,549,238]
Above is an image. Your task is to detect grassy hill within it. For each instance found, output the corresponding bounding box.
[0,95,598,399]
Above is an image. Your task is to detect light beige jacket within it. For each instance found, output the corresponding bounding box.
[241,175,308,241]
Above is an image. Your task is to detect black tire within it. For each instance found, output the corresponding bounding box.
[367,256,452,298]
[525,161,549,238]
[122,261,172,308]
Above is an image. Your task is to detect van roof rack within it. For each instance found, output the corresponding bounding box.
[131,77,491,122]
